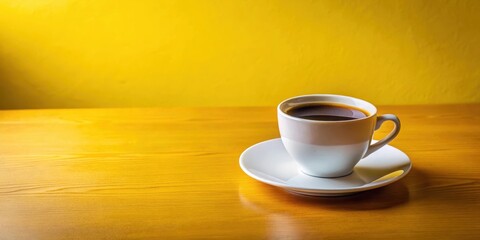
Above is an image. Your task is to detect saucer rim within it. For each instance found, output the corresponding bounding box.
[239,138,412,194]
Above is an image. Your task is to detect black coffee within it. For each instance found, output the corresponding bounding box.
[286,103,369,121]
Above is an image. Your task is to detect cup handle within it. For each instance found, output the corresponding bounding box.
[364,114,401,158]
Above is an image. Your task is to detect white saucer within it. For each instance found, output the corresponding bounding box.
[239,138,411,197]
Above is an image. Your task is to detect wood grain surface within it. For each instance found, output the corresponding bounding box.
[1,105,479,239]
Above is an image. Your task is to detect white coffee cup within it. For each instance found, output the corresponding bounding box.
[278,94,401,178]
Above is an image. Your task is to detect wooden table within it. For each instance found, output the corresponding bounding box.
[1,105,479,239]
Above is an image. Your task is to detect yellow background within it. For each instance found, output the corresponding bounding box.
[0,0,479,109]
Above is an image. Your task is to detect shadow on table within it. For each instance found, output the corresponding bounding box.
[238,168,430,239]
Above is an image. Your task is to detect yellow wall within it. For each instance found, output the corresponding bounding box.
[0,0,479,109]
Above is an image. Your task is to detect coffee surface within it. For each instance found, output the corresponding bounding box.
[286,103,369,121]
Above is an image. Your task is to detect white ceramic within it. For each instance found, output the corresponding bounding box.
[239,138,411,197]
[278,94,401,177]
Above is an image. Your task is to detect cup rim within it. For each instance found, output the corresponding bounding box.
[277,94,378,123]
